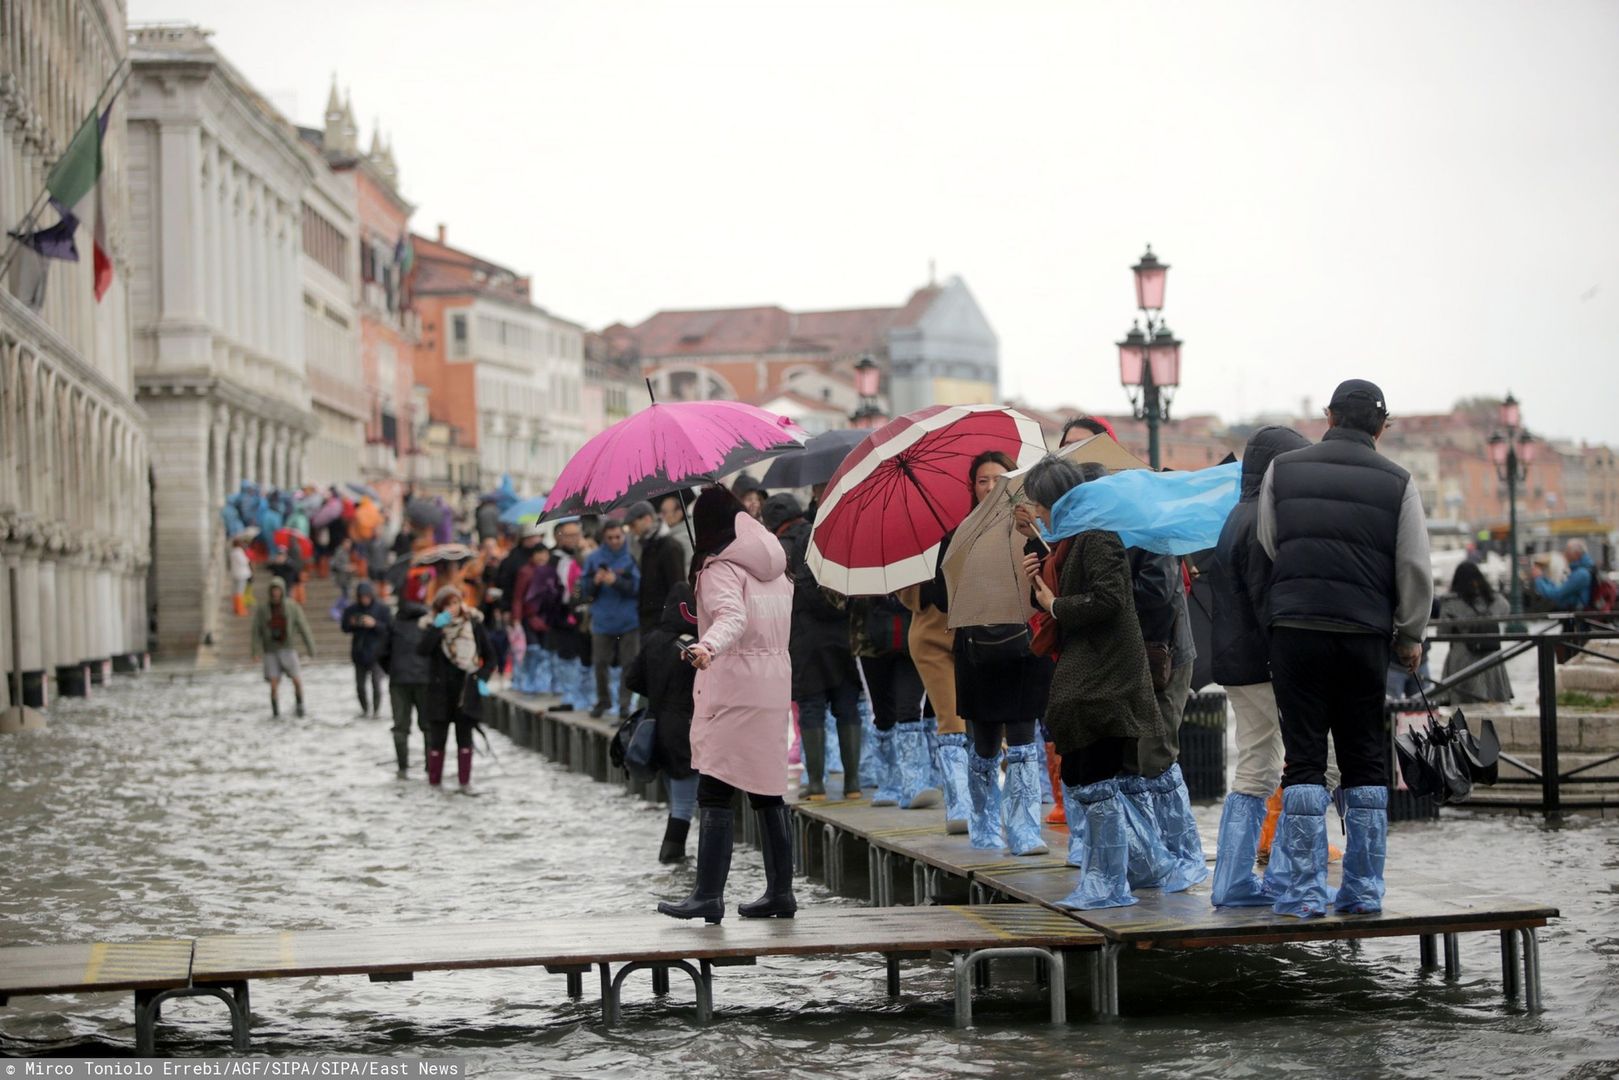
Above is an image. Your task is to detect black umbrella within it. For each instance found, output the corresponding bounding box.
[761,428,866,490]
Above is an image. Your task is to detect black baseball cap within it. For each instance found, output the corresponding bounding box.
[1328,379,1388,415]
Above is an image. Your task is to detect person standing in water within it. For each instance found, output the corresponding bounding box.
[250,577,315,717]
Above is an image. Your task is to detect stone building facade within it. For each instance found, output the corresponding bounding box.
[1,0,151,701]
[127,25,320,658]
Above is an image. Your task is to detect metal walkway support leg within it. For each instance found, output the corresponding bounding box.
[1443,933,1461,980]
[886,953,901,998]
[1419,934,1438,970]
[1499,929,1520,1001]
[951,947,1069,1029]
[1519,927,1543,1012]
[1092,943,1120,1019]
[134,982,251,1056]
[605,961,711,1025]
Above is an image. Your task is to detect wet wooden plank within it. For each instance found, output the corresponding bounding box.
[971,865,1557,947]
[0,940,193,997]
[191,907,1102,983]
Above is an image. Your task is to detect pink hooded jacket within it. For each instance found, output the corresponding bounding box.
[690,510,794,797]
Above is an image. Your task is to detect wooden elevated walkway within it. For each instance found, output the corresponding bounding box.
[0,906,1102,1053]
[488,692,1557,1018]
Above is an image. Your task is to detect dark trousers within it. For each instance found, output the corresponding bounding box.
[1060,735,1130,787]
[972,718,1040,759]
[389,683,429,771]
[354,661,384,713]
[428,715,475,753]
[858,653,924,732]
[697,773,785,810]
[1271,627,1391,789]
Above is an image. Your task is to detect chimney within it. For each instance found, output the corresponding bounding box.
[436,224,446,245]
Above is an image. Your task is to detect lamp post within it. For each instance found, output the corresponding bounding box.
[1488,392,1537,614]
[850,354,886,430]
[1118,245,1181,469]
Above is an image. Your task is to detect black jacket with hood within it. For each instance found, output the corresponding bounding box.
[1211,425,1312,686]
[340,583,392,667]
[624,582,697,778]
[383,599,432,685]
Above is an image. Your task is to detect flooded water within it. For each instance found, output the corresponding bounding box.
[3,665,1617,1078]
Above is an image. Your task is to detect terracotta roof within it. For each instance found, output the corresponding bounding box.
[621,284,942,360]
[410,231,533,306]
[753,388,850,415]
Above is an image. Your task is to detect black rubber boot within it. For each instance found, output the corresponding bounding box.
[295,695,306,718]
[658,816,691,864]
[657,806,732,924]
[393,733,409,777]
[799,718,827,801]
[738,804,798,919]
[269,689,279,718]
[836,720,863,797]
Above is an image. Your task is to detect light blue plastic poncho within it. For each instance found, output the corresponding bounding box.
[1041,461,1240,556]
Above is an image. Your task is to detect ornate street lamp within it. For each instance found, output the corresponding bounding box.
[1489,392,1537,614]
[850,354,886,430]
[1119,246,1182,468]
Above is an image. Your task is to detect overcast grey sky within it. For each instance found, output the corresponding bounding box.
[130,0,1619,444]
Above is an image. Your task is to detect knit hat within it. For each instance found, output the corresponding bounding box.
[760,492,804,533]
[432,584,463,610]
[690,487,743,577]
[624,500,657,524]
[731,473,764,499]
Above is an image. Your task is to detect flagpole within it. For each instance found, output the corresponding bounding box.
[0,59,131,282]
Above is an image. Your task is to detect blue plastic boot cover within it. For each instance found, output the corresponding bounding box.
[1210,792,1272,907]
[825,712,843,780]
[1117,774,1177,889]
[936,732,972,831]
[1057,780,1138,910]
[1262,804,1290,898]
[1333,785,1388,914]
[1062,783,1088,868]
[1271,784,1331,919]
[859,697,879,790]
[1151,764,1211,890]
[1002,743,1050,855]
[870,729,900,806]
[1036,738,1055,805]
[923,716,947,791]
[894,722,942,809]
[967,749,1004,849]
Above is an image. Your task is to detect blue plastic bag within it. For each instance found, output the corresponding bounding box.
[1042,461,1240,556]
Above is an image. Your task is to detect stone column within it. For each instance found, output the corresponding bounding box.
[146,393,216,657]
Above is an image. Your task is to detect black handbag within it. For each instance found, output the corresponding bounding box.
[961,623,1032,666]
[610,708,659,782]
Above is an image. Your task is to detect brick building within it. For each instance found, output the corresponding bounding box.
[411,227,594,496]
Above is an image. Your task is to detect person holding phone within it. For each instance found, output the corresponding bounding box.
[340,581,392,718]
[657,488,795,924]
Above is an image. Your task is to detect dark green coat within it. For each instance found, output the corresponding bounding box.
[1044,529,1163,755]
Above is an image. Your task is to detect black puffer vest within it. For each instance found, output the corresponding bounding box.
[1268,427,1408,635]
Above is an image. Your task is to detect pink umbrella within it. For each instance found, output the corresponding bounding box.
[310,496,344,528]
[541,401,806,521]
[807,404,1049,596]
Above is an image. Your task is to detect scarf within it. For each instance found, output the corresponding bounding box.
[424,607,483,673]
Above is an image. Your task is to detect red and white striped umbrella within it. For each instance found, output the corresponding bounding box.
[807,404,1049,596]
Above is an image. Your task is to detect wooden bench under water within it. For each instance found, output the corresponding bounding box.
[0,905,1103,1054]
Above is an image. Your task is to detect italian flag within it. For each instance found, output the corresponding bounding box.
[45,104,113,301]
